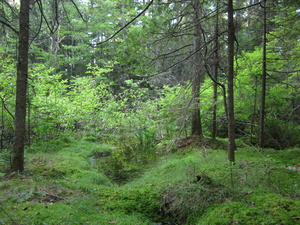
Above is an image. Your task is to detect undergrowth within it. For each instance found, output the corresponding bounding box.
[0,137,299,224]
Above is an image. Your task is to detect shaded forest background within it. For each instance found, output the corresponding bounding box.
[0,0,300,171]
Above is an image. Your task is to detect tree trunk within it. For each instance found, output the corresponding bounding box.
[1,102,3,151]
[259,0,267,148]
[11,0,30,172]
[227,0,236,162]
[191,0,203,137]
[250,77,258,145]
[212,0,219,139]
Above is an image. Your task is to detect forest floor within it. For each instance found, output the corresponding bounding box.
[0,137,300,224]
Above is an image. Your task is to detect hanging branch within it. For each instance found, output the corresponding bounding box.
[95,0,155,46]
[61,1,73,30]
[0,96,15,121]
[149,29,227,77]
[70,0,87,23]
[36,0,54,33]
[1,0,19,21]
[204,63,228,117]
[0,20,19,35]
[234,1,263,11]
[54,0,60,27]
[30,1,43,45]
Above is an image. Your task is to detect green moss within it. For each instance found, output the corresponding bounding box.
[1,141,300,224]
[27,136,77,153]
[1,199,153,224]
[199,193,300,225]
[95,185,161,220]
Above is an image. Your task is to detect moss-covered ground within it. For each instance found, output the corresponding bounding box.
[0,137,299,224]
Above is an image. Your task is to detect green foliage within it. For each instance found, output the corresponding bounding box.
[264,117,300,149]
[0,49,16,147]
[0,150,11,171]
[157,84,192,138]
[29,64,69,139]
[226,46,300,147]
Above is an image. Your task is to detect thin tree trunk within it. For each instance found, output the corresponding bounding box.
[259,0,267,148]
[191,0,203,137]
[250,77,258,145]
[227,0,236,162]
[27,95,31,146]
[212,0,219,139]
[11,0,30,172]
[1,102,3,151]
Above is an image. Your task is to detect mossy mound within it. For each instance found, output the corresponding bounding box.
[199,192,300,225]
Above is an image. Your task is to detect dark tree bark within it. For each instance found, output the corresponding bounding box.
[227,0,236,162]
[259,0,267,148]
[11,0,30,172]
[191,0,203,137]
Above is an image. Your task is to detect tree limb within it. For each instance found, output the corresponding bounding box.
[0,96,15,121]
[0,20,19,35]
[267,69,300,74]
[95,0,154,46]
[234,1,263,11]
[36,0,54,33]
[70,0,87,23]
